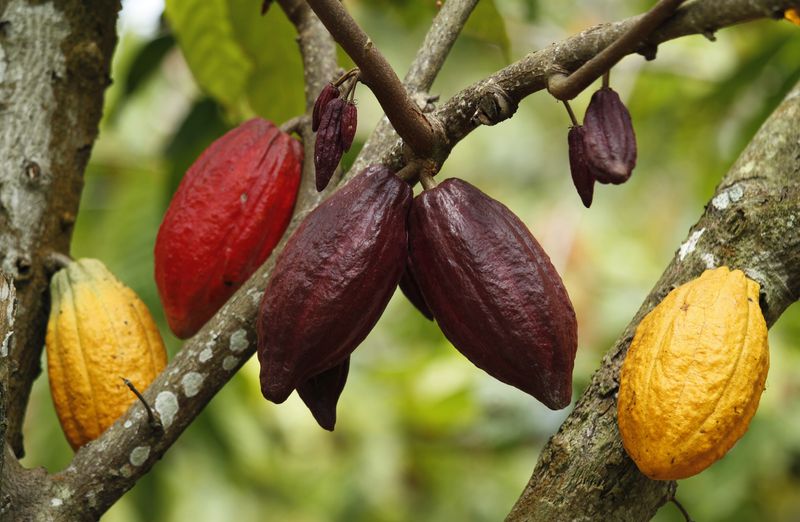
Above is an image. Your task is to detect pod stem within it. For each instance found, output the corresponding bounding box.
[122,377,163,435]
[670,496,694,522]
[563,100,579,127]
[418,170,437,190]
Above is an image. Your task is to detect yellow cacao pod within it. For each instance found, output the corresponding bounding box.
[617,266,769,480]
[46,258,167,450]
[786,8,800,26]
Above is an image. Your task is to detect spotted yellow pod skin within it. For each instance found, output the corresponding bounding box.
[617,266,769,480]
[46,258,167,450]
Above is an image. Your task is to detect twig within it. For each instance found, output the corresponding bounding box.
[670,496,694,522]
[548,0,686,100]
[348,0,479,179]
[305,0,438,158]
[122,378,163,434]
[279,115,308,136]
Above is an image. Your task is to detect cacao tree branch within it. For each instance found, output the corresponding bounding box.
[0,275,16,491]
[546,0,687,100]
[0,0,121,458]
[350,0,479,178]
[304,0,440,158]
[276,0,338,110]
[506,78,800,521]
[364,0,800,175]
[4,3,796,519]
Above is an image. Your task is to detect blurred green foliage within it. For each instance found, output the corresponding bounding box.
[20,1,800,521]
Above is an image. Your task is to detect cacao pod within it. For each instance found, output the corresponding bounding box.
[567,125,594,208]
[408,178,578,409]
[257,165,411,403]
[314,98,347,192]
[583,87,637,184]
[155,118,302,339]
[617,267,769,480]
[399,264,433,321]
[786,8,800,25]
[297,357,350,431]
[312,83,340,132]
[46,258,168,450]
[340,102,358,152]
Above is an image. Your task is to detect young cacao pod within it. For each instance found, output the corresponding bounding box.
[408,178,578,409]
[314,98,347,192]
[567,125,594,208]
[296,357,350,431]
[617,267,769,480]
[582,87,637,184]
[155,118,302,339]
[257,165,411,404]
[312,83,340,132]
[46,258,168,450]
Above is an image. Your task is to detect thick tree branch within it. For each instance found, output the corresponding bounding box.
[506,79,800,521]
[3,1,797,519]
[0,0,121,457]
[0,275,16,489]
[547,0,686,100]
[305,0,439,158]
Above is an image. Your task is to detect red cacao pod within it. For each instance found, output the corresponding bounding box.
[155,118,302,339]
[567,126,594,208]
[583,87,637,184]
[408,179,577,409]
[399,264,433,321]
[312,83,340,132]
[257,165,411,403]
[314,98,347,192]
[297,357,350,431]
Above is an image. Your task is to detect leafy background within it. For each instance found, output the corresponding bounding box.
[20,0,800,520]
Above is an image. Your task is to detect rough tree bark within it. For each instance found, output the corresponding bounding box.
[507,78,800,522]
[0,0,798,520]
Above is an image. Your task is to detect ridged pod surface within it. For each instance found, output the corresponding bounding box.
[408,179,578,409]
[155,118,302,339]
[617,267,769,480]
[257,165,411,403]
[46,259,168,450]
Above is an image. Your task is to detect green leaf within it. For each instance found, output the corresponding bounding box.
[124,34,176,97]
[227,0,306,123]
[165,0,252,108]
[463,0,511,62]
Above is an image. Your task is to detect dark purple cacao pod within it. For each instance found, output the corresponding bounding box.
[399,263,433,320]
[257,165,411,403]
[583,87,637,185]
[340,102,357,152]
[314,98,346,192]
[408,178,577,409]
[312,83,340,132]
[296,357,350,431]
[567,126,594,208]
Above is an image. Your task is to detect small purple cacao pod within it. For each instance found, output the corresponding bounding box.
[296,357,350,431]
[399,262,434,320]
[567,126,594,208]
[583,87,637,185]
[314,98,347,192]
[408,178,578,409]
[260,0,272,15]
[340,102,358,152]
[257,165,411,404]
[312,83,340,132]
